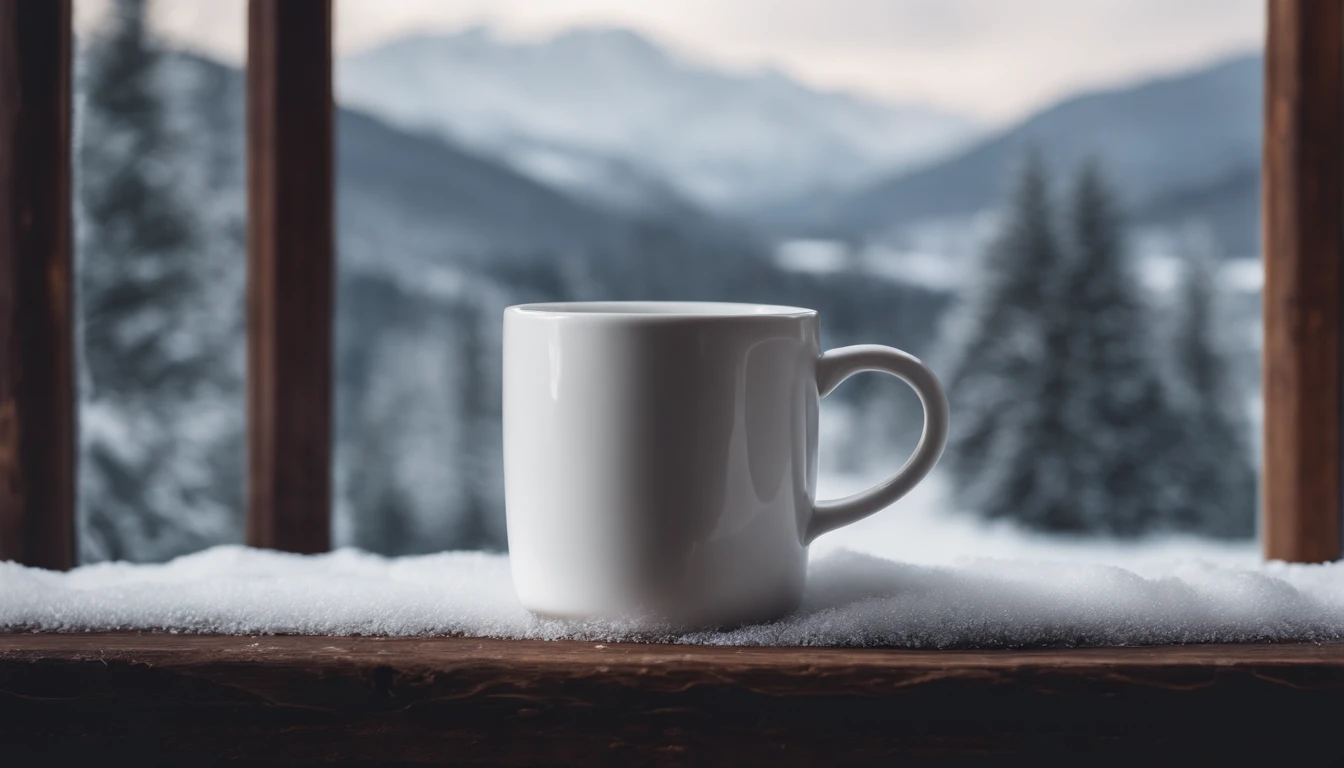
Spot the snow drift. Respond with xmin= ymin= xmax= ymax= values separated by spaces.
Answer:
xmin=4 ymin=544 xmax=1341 ymax=648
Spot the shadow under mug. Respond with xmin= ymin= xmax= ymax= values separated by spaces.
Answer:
xmin=503 ymin=301 xmax=949 ymax=629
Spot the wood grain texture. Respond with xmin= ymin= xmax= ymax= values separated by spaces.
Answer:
xmin=246 ymin=0 xmax=334 ymax=554
xmin=1262 ymin=0 xmax=1344 ymax=563
xmin=3 ymin=634 xmax=1344 ymax=764
xmin=0 ymin=0 xmax=74 ymax=570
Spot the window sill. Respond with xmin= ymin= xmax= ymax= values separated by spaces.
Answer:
xmin=2 ymin=633 xmax=1342 ymax=763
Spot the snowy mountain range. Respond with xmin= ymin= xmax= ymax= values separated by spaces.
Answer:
xmin=806 ymin=54 xmax=1261 ymax=255
xmin=336 ymin=25 xmax=982 ymax=216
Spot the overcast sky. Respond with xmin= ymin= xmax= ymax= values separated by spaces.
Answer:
xmin=76 ymin=0 xmax=1264 ymax=124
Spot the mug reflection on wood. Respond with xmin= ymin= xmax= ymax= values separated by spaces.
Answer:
xmin=503 ymin=301 xmax=949 ymax=629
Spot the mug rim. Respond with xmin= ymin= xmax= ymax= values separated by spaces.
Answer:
xmin=508 ymin=301 xmax=816 ymax=319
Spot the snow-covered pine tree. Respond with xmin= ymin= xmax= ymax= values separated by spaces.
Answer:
xmin=338 ymin=325 xmax=463 ymax=555
xmin=334 ymin=286 xmax=508 ymax=555
xmin=453 ymin=301 xmax=508 ymax=551
xmin=78 ymin=0 xmax=241 ymax=561
xmin=79 ymin=0 xmax=197 ymax=392
xmin=1163 ymin=227 xmax=1257 ymax=537
xmin=967 ymin=236 xmax=1085 ymax=530
xmin=941 ymin=150 xmax=1066 ymax=516
xmin=1053 ymin=161 xmax=1178 ymax=536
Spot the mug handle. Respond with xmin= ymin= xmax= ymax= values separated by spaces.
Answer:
xmin=807 ymin=344 xmax=950 ymax=543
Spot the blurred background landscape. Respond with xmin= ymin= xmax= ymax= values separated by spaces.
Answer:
xmin=72 ymin=0 xmax=1264 ymax=562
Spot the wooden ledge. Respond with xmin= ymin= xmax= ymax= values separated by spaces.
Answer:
xmin=3 ymin=634 xmax=1344 ymax=763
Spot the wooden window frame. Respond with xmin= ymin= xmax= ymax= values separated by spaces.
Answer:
xmin=245 ymin=0 xmax=333 ymax=554
xmin=3 ymin=0 xmax=1330 ymax=568
xmin=1262 ymin=0 xmax=1343 ymax=562
xmin=0 ymin=0 xmax=74 ymax=571
xmin=1 ymin=0 xmax=1343 ymax=760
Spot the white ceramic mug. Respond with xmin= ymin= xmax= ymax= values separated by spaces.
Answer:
xmin=503 ymin=301 xmax=949 ymax=628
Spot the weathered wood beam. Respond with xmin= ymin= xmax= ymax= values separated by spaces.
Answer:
xmin=1262 ymin=0 xmax=1344 ymax=563
xmin=246 ymin=0 xmax=334 ymax=553
xmin=2 ymin=635 xmax=1344 ymax=762
xmin=0 ymin=0 xmax=74 ymax=570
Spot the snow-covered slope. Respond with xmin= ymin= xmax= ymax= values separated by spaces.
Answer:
xmin=337 ymin=25 xmax=981 ymax=214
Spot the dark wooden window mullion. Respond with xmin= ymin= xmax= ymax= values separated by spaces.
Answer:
xmin=1262 ymin=0 xmax=1344 ymax=563
xmin=246 ymin=0 xmax=334 ymax=553
xmin=0 ymin=0 xmax=74 ymax=570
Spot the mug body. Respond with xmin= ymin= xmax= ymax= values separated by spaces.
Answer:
xmin=503 ymin=301 xmax=821 ymax=628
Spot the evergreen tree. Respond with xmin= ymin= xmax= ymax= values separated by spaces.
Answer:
xmin=945 ymin=157 xmax=1185 ymax=536
xmin=78 ymin=0 xmax=240 ymax=561
xmin=80 ymin=0 xmax=198 ymax=393
xmin=1164 ymin=228 xmax=1257 ymax=537
xmin=341 ymin=438 xmax=415 ymax=556
xmin=340 ymin=327 xmax=462 ymax=555
xmin=336 ymin=297 xmax=508 ymax=555
xmin=942 ymin=151 xmax=1065 ymax=515
xmin=453 ymin=303 xmax=508 ymax=551
xmin=1053 ymin=161 xmax=1176 ymax=535
xmin=968 ymin=237 xmax=1084 ymax=531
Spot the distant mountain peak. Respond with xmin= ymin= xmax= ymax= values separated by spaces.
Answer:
xmin=545 ymin=25 xmax=668 ymax=58
xmin=361 ymin=22 xmax=496 ymax=53
xmin=448 ymin=22 xmax=494 ymax=42
xmin=337 ymin=24 xmax=982 ymax=214
xmin=807 ymin=50 xmax=1262 ymax=255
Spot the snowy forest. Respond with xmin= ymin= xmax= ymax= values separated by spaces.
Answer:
xmin=73 ymin=0 xmax=1262 ymax=562
xmin=942 ymin=155 xmax=1255 ymax=538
